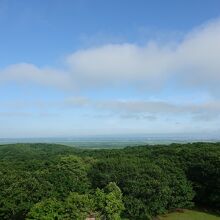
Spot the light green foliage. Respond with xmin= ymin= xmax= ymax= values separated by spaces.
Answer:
xmin=26 ymin=198 xmax=64 ymax=220
xmin=44 ymin=155 xmax=91 ymax=197
xmin=0 ymin=170 xmax=53 ymax=219
xmin=64 ymin=192 xmax=94 ymax=219
xmin=26 ymin=193 xmax=95 ymax=220
xmin=26 ymin=182 xmax=124 ymax=220
xmin=94 ymin=182 xmax=125 ymax=220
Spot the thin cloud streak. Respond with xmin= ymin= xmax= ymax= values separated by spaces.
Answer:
xmin=64 ymin=97 xmax=220 ymax=121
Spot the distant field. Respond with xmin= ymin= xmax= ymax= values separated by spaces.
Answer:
xmin=1 ymin=136 xmax=220 ymax=149
xmin=158 ymin=210 xmax=220 ymax=220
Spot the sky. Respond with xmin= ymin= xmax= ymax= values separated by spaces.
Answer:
xmin=1 ymin=0 xmax=220 ymax=138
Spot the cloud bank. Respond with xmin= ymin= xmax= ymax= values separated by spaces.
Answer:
xmin=1 ymin=18 xmax=220 ymax=95
xmin=66 ymin=18 xmax=220 ymax=94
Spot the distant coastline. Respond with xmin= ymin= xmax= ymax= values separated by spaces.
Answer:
xmin=1 ymin=135 xmax=220 ymax=148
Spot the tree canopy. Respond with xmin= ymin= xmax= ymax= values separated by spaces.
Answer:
xmin=0 ymin=142 xmax=219 ymax=219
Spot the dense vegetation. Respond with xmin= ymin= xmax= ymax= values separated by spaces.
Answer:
xmin=0 ymin=142 xmax=219 ymax=219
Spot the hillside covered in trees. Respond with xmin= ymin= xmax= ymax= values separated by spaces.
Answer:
xmin=0 ymin=142 xmax=219 ymax=219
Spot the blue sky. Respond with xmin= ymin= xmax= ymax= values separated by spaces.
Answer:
xmin=1 ymin=0 xmax=220 ymax=137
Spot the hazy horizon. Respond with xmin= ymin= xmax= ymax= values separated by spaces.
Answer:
xmin=1 ymin=132 xmax=220 ymax=144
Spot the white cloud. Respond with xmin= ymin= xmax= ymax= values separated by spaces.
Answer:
xmin=67 ymin=42 xmax=174 ymax=88
xmin=1 ymin=19 xmax=220 ymax=95
xmin=66 ymin=18 xmax=220 ymax=94
xmin=0 ymin=63 xmax=71 ymax=89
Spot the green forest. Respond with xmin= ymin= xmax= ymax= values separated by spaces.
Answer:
xmin=0 ymin=142 xmax=219 ymax=219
